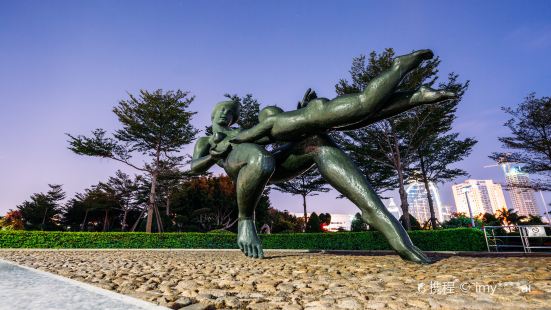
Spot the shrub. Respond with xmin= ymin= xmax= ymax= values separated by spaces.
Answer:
xmin=0 ymin=228 xmax=485 ymax=251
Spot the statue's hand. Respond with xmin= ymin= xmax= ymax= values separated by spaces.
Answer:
xmin=209 ymin=142 xmax=232 ymax=159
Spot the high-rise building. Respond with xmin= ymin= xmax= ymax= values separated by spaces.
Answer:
xmin=440 ymin=205 xmax=456 ymax=222
xmin=406 ymin=181 xmax=444 ymax=225
xmin=503 ymin=164 xmax=540 ymax=216
xmin=452 ymin=180 xmax=507 ymax=216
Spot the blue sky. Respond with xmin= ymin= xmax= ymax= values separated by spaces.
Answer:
xmin=1 ymin=0 xmax=550 ymax=215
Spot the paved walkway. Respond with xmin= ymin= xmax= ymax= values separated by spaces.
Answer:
xmin=0 ymin=259 xmax=167 ymax=310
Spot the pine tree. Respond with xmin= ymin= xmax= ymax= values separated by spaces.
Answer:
xmin=491 ymin=93 xmax=551 ymax=189
xmin=104 ymin=170 xmax=140 ymax=231
xmin=17 ymin=184 xmax=65 ymax=230
xmin=67 ymin=89 xmax=198 ymax=232
xmin=412 ymin=74 xmax=475 ymax=229
xmin=335 ymin=48 xmax=466 ymax=230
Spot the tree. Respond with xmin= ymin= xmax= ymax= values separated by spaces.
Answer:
xmin=491 ymin=93 xmax=551 ymax=188
xmin=104 ymin=170 xmax=141 ymax=231
xmin=412 ymin=74 xmax=475 ymax=229
xmin=521 ymin=215 xmax=545 ymax=225
xmin=350 ymin=212 xmax=368 ymax=232
xmin=17 ymin=184 xmax=65 ymax=230
xmin=0 ymin=210 xmax=24 ymax=230
xmin=319 ymin=213 xmax=331 ymax=227
xmin=335 ymin=48 xmax=442 ymax=230
xmin=442 ymin=212 xmax=483 ymax=228
xmin=496 ymin=208 xmax=527 ymax=226
xmin=84 ymin=184 xmax=120 ymax=231
xmin=168 ymin=175 xmax=269 ymax=232
xmin=169 ymin=175 xmax=233 ymax=231
xmin=273 ymin=168 xmax=330 ymax=231
xmin=478 ymin=212 xmax=501 ymax=226
xmin=67 ymin=89 xmax=198 ymax=232
xmin=225 ymin=93 xmax=261 ymax=129
xmin=399 ymin=213 xmax=422 ymax=230
xmin=263 ymin=208 xmax=303 ymax=233
xmin=305 ymin=212 xmax=323 ymax=233
xmin=62 ymin=183 xmax=123 ymax=232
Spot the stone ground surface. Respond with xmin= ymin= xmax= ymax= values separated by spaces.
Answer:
xmin=0 ymin=250 xmax=550 ymax=310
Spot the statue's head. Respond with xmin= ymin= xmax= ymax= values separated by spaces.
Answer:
xmin=211 ymin=100 xmax=240 ymax=127
xmin=258 ymin=106 xmax=284 ymax=122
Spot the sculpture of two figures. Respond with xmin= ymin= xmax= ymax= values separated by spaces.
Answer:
xmin=191 ymin=50 xmax=456 ymax=264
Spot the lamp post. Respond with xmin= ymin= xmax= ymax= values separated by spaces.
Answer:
xmin=539 ymin=191 xmax=550 ymax=224
xmin=462 ymin=186 xmax=476 ymax=227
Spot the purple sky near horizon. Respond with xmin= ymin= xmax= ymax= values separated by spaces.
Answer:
xmin=1 ymin=0 xmax=551 ymax=216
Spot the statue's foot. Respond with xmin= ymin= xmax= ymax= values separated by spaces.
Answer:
xmin=397 ymin=245 xmax=432 ymax=264
xmin=237 ymin=218 xmax=264 ymax=259
xmin=393 ymin=49 xmax=434 ymax=72
xmin=411 ymin=86 xmax=457 ymax=104
xmin=388 ymin=236 xmax=432 ymax=264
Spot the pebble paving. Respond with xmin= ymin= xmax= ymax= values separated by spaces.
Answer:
xmin=0 ymin=250 xmax=549 ymax=309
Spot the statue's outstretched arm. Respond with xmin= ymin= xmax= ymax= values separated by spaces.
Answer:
xmin=230 ymin=118 xmax=275 ymax=144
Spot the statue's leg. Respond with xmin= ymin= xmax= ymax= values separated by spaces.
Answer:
xmin=335 ymin=86 xmax=457 ymax=131
xmin=302 ymin=50 xmax=435 ymax=128
xmin=303 ymin=135 xmax=431 ymax=264
xmin=224 ymin=143 xmax=275 ymax=258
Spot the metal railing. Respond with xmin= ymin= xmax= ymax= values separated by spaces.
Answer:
xmin=483 ymin=225 xmax=551 ymax=253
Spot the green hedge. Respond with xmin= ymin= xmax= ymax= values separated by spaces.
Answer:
xmin=0 ymin=228 xmax=485 ymax=252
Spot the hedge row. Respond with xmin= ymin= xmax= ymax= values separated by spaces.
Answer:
xmin=0 ymin=228 xmax=486 ymax=251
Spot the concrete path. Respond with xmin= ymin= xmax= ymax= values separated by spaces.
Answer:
xmin=0 ymin=259 xmax=167 ymax=310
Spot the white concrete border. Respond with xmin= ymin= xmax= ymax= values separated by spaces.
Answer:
xmin=0 ymin=258 xmax=168 ymax=310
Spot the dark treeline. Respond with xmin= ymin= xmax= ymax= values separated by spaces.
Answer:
xmin=8 ymin=173 xmax=308 ymax=233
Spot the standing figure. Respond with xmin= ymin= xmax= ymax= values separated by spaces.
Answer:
xmin=191 ymin=49 xmax=455 ymax=264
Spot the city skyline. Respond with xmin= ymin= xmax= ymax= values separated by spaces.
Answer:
xmin=1 ymin=1 xmax=551 ymax=215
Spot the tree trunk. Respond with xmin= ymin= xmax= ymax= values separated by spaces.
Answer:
xmin=302 ymin=194 xmax=308 ymax=232
xmin=419 ymin=153 xmax=438 ymax=229
xmin=391 ymin=124 xmax=411 ymax=230
xmin=41 ymin=207 xmax=49 ymax=231
xmin=103 ymin=209 xmax=109 ymax=232
xmin=397 ymin=181 xmax=411 ymax=230
xmin=131 ymin=208 xmax=146 ymax=232
xmin=146 ymin=172 xmax=158 ymax=233
xmin=121 ymin=209 xmax=128 ymax=232
xmin=166 ymin=193 xmax=171 ymax=216
xmin=154 ymin=203 xmax=164 ymax=233
xmin=80 ymin=209 xmax=89 ymax=231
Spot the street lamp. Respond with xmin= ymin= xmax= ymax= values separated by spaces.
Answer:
xmin=538 ymin=191 xmax=550 ymax=224
xmin=462 ymin=186 xmax=476 ymax=227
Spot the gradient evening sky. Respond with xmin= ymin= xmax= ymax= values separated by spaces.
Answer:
xmin=1 ymin=0 xmax=551 ymax=216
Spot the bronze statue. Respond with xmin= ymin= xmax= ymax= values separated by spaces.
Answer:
xmin=191 ymin=50 xmax=456 ymax=264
